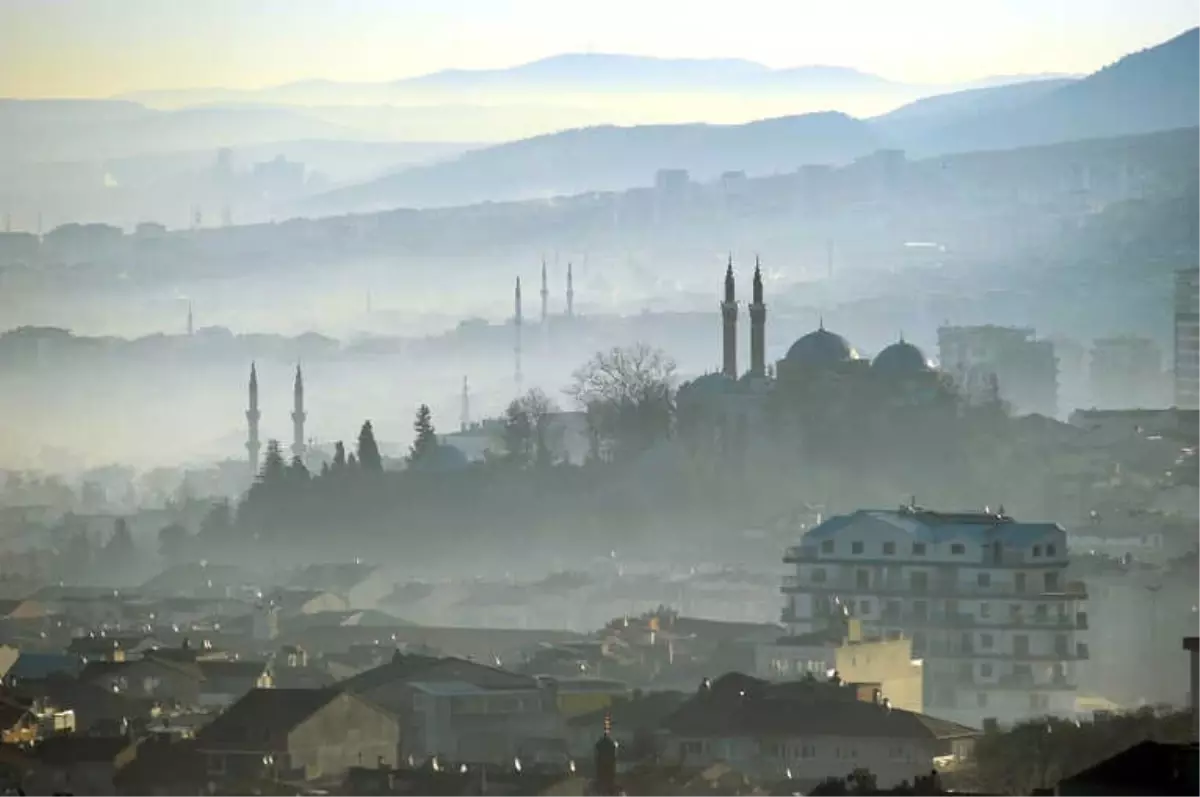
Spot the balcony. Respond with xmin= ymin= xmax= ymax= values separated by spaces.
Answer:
xmin=779 ymin=576 xmax=1088 ymax=601
xmin=783 ymin=546 xmax=818 ymax=563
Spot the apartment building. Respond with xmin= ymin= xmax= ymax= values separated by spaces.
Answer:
xmin=781 ymin=506 xmax=1088 ymax=728
xmin=1174 ymin=268 xmax=1199 ymax=410
xmin=938 ymin=325 xmax=1058 ymax=417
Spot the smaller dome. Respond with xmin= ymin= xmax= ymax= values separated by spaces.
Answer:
xmin=872 ymin=340 xmax=930 ymax=376
xmin=784 ymin=327 xmax=853 ymax=367
xmin=678 ymin=372 xmax=737 ymax=401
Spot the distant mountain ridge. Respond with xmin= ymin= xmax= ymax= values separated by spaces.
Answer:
xmin=117 ymin=53 xmax=1073 ymax=109
xmin=301 ymin=27 xmax=1199 ymax=215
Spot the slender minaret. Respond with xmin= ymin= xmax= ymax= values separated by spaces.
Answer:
xmin=460 ymin=376 xmax=471 ymax=432
xmin=186 ymin=301 xmax=194 ymax=337
xmin=566 ymin=262 xmax=575 ymax=319
xmin=594 ymin=709 xmax=617 ymax=796
xmin=246 ymin=363 xmax=261 ymax=475
xmin=540 ymin=258 xmax=549 ymax=324
xmin=721 ymin=256 xmax=738 ymax=378
xmin=514 ymin=278 xmax=523 ymax=393
xmin=749 ymin=256 xmax=767 ymax=378
xmin=291 ymin=364 xmax=307 ymax=462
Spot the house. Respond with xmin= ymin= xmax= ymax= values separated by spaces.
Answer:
xmin=26 ymin=735 xmax=138 ymax=796
xmin=757 ymin=617 xmax=925 ymax=714
xmin=0 ymin=694 xmax=36 ymax=744
xmin=139 ymin=563 xmax=258 ymax=599
xmin=8 ymin=673 xmax=155 ymax=732
xmin=338 ymin=653 xmax=564 ymax=764
xmin=565 ymin=690 xmax=688 ymax=764
xmin=67 ymin=634 xmax=158 ymax=663
xmin=0 ymin=599 xmax=49 ymax=621
xmin=265 ymin=588 xmax=350 ymax=617
xmin=196 ymin=660 xmax=273 ymax=708
xmin=659 ymin=672 xmax=978 ymax=789
xmin=5 ymin=651 xmax=83 ymax=682
xmin=194 ymin=688 xmax=400 ymax=783
xmin=79 ymin=657 xmax=204 ymax=705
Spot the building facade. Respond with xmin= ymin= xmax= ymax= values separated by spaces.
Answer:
xmin=1088 ymin=336 xmax=1166 ymax=409
xmin=781 ymin=506 xmax=1088 ymax=728
xmin=938 ymin=325 xmax=1058 ymax=417
xmin=1174 ymin=268 xmax=1199 ymax=410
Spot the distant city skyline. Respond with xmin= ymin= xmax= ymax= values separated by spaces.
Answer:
xmin=2 ymin=0 xmax=1196 ymax=99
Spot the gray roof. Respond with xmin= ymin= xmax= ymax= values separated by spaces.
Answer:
xmin=802 ymin=508 xmax=1062 ymax=548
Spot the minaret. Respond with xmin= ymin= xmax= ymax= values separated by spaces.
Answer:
xmin=540 ymin=258 xmax=549 ymax=324
xmin=750 ymin=256 xmax=767 ymax=378
xmin=460 ymin=376 xmax=471 ymax=432
xmin=246 ymin=363 xmax=261 ymax=475
xmin=186 ymin=301 xmax=194 ymax=337
xmin=291 ymin=364 xmax=307 ymax=462
xmin=594 ymin=710 xmax=617 ymax=796
xmin=566 ymin=262 xmax=575 ymax=319
xmin=514 ymin=277 xmax=524 ymax=393
xmin=721 ymin=256 xmax=738 ymax=378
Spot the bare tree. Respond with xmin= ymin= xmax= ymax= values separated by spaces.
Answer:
xmin=500 ymin=388 xmax=561 ymax=467
xmin=567 ymin=344 xmax=677 ymax=461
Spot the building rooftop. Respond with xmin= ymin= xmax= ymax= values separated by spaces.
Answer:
xmin=801 ymin=507 xmax=1061 ymax=548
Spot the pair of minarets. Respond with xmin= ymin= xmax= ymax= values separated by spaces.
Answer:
xmin=246 ymin=363 xmax=306 ymax=473
xmin=722 ymin=256 xmax=767 ymax=379
xmin=513 ymin=260 xmax=576 ymax=392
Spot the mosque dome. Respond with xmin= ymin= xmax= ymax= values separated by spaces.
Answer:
xmin=871 ymin=339 xmax=930 ymax=376
xmin=784 ymin=327 xmax=854 ymax=367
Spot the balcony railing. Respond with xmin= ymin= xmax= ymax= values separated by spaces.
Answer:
xmin=780 ymin=576 xmax=1087 ymax=600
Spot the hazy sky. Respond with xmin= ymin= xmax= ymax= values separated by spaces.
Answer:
xmin=2 ymin=0 xmax=1197 ymax=98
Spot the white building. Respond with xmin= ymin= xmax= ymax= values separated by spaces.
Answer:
xmin=781 ymin=506 xmax=1088 ymax=728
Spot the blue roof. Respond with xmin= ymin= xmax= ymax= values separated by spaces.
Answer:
xmin=802 ymin=509 xmax=1062 ymax=547
xmin=9 ymin=652 xmax=84 ymax=680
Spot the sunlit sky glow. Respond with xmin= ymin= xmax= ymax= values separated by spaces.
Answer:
xmin=2 ymin=0 xmax=1197 ymax=98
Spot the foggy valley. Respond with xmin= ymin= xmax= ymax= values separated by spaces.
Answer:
xmin=0 ymin=4 xmax=1197 ymax=795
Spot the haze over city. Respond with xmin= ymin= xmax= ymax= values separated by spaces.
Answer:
xmin=0 ymin=2 xmax=1196 ymax=795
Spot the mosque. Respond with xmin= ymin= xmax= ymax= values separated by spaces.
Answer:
xmin=676 ymin=258 xmax=948 ymax=446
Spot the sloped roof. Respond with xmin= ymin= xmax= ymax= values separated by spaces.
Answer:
xmin=288 ymin=563 xmax=379 ymax=593
xmin=193 ymin=688 xmax=339 ymax=750
xmin=1055 ymin=740 xmax=1198 ymax=795
xmin=34 ymin=735 xmax=133 ymax=765
xmin=803 ymin=508 xmax=1061 ymax=548
xmin=339 ymin=654 xmax=539 ymax=696
xmin=662 ymin=672 xmax=978 ymax=741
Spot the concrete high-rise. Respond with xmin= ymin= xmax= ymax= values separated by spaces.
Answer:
xmin=1174 ymin=268 xmax=1199 ymax=410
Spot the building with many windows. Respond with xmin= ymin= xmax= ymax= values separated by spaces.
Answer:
xmin=780 ymin=505 xmax=1088 ymax=728
xmin=1174 ymin=268 xmax=1199 ymax=410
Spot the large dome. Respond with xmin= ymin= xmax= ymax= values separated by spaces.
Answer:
xmin=784 ymin=327 xmax=854 ymax=367
xmin=871 ymin=339 xmax=930 ymax=376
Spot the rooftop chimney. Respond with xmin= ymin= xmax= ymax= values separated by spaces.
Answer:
xmin=1180 ymin=633 xmax=1200 ymax=739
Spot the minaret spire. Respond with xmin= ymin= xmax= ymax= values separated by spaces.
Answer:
xmin=514 ymin=277 xmax=524 ymax=394
xmin=186 ymin=301 xmax=194 ymax=337
xmin=749 ymin=255 xmax=767 ymax=378
xmin=291 ymin=364 xmax=307 ymax=462
xmin=245 ymin=363 xmax=261 ymax=476
xmin=721 ymin=257 xmax=738 ymax=378
xmin=540 ymin=257 xmax=549 ymax=324
xmin=566 ymin=262 xmax=575 ymax=319
xmin=460 ymin=375 xmax=471 ymax=432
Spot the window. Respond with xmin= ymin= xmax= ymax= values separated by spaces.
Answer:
xmin=1032 ymin=545 xmax=1042 ymax=557
xmin=980 ymin=663 xmax=993 ymax=677
xmin=980 ymin=633 xmax=994 ymax=650
xmin=1034 ymin=604 xmax=1047 ymax=620
xmin=821 ymin=540 xmax=834 ymax=553
xmin=1029 ymin=693 xmax=1050 ymax=711
xmin=885 ymin=600 xmax=901 ymax=620
xmin=980 ymin=602 xmax=991 ymax=618
xmin=912 ymin=543 xmax=927 ymax=556
xmin=681 ymin=741 xmax=703 ymax=756
xmin=950 ymin=543 xmax=965 ymax=555
xmin=1046 ymin=544 xmax=1057 ymax=557
xmin=856 ymin=569 xmax=870 ymax=589
xmin=1044 ymin=572 xmax=1059 ymax=592
xmin=1014 ymin=635 xmax=1030 ymax=656
xmin=883 ymin=541 xmax=896 ymax=555
xmin=811 ymin=568 xmax=827 ymax=584
xmin=859 ymin=600 xmax=872 ymax=615
xmin=912 ymin=632 xmax=926 ymax=655
xmin=910 ymin=571 xmax=928 ymax=592
xmin=206 ymin=755 xmax=226 ymax=776
xmin=1016 ymin=573 xmax=1028 ymax=593
xmin=913 ymin=600 xmax=928 ymax=620
xmin=977 ymin=572 xmax=991 ymax=588
xmin=851 ymin=541 xmax=864 ymax=555
xmin=977 ymin=692 xmax=988 ymax=708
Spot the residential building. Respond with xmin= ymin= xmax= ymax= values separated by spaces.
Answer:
xmin=1088 ymin=336 xmax=1167 ymax=408
xmin=1175 ymin=268 xmax=1199 ymax=409
xmin=755 ymin=617 xmax=925 ymax=714
xmin=938 ymin=325 xmax=1058 ymax=417
xmin=337 ymin=654 xmax=564 ymax=764
xmin=1184 ymin=636 xmax=1198 ymax=739
xmin=659 ymin=673 xmax=977 ymax=789
xmin=25 ymin=736 xmax=137 ymax=796
xmin=781 ymin=506 xmax=1088 ymax=727
xmin=194 ymin=688 xmax=399 ymax=783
